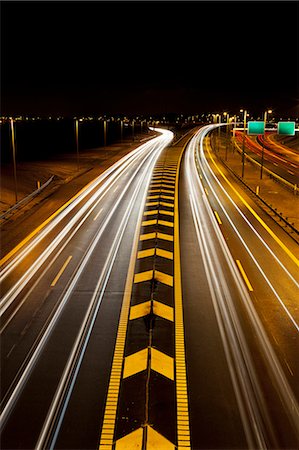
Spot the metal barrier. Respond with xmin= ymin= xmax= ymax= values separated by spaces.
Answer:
xmin=0 ymin=175 xmax=54 ymax=221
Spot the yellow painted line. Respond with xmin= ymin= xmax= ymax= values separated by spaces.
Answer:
xmin=115 ymin=427 xmax=143 ymax=449
xmin=129 ymin=301 xmax=151 ymax=320
xmin=142 ymin=219 xmax=157 ymax=227
xmin=155 ymin=270 xmax=173 ymax=287
xmin=206 ymin=144 xmax=299 ymax=268
xmin=156 ymin=248 xmax=173 ymax=260
xmin=137 ymin=248 xmax=155 ymax=259
xmin=160 ymin=210 xmax=174 ymax=217
xmin=174 ymin=143 xmax=191 ymax=449
xmin=153 ymin=300 xmax=174 ymax=322
xmin=158 ymin=219 xmax=174 ymax=228
xmin=140 ymin=232 xmax=156 ymax=241
xmin=134 ymin=270 xmax=154 ymax=283
xmin=236 ymin=259 xmax=254 ymax=292
xmin=148 ymin=189 xmax=162 ymax=193
xmin=144 ymin=209 xmax=158 ymax=216
xmin=123 ymin=348 xmax=148 ymax=378
xmin=160 ymin=201 xmax=174 ymax=208
xmin=146 ymin=425 xmax=175 ymax=450
xmin=50 ymin=255 xmax=72 ymax=287
xmin=204 ymin=187 xmax=209 ymax=196
xmin=145 ymin=201 xmax=159 ymax=207
xmin=0 ymin=174 xmax=102 ymax=267
xmin=151 ymin=347 xmax=174 ymax=380
xmin=161 ymin=194 xmax=174 ymax=201
xmin=99 ymin=189 xmax=150 ymax=450
xmin=161 ymin=188 xmax=175 ymax=194
xmin=147 ymin=195 xmax=160 ymax=200
xmin=214 ymin=210 xmax=222 ymax=225
xmin=93 ymin=208 xmax=103 ymax=221
xmin=157 ymin=232 xmax=174 ymax=242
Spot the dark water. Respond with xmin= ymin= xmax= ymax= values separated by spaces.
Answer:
xmin=0 ymin=119 xmax=147 ymax=164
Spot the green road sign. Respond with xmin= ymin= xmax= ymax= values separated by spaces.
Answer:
xmin=247 ymin=121 xmax=265 ymax=135
xmin=278 ymin=122 xmax=295 ymax=136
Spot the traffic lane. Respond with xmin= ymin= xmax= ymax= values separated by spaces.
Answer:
xmin=0 ymin=137 xmax=162 ymax=347
xmin=199 ymin=136 xmax=299 ymax=399
xmin=179 ymin=158 xmax=248 ymax=449
xmin=0 ymin=141 xmax=150 ymax=299
xmin=202 ymin=141 xmax=299 ymax=297
xmin=0 ymin=160 xmax=148 ymax=449
xmin=0 ymin=147 xmax=155 ymax=412
xmin=180 ymin=160 xmax=299 ymax=449
xmin=50 ymin=216 xmax=140 ymax=450
xmin=183 ymin=130 xmax=299 ymax=448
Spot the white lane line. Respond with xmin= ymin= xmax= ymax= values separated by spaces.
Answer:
xmin=93 ymin=208 xmax=103 ymax=221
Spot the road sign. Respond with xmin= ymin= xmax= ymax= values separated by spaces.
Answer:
xmin=247 ymin=121 xmax=265 ymax=135
xmin=277 ymin=122 xmax=295 ymax=136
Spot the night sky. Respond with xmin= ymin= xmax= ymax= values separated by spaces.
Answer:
xmin=1 ymin=1 xmax=298 ymax=117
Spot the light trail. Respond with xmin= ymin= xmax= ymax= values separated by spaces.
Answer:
xmin=0 ymin=128 xmax=173 ymax=430
xmin=184 ymin=125 xmax=299 ymax=447
xmin=0 ymin=130 xmax=172 ymax=318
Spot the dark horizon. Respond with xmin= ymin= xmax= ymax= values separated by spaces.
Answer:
xmin=1 ymin=1 xmax=298 ymax=117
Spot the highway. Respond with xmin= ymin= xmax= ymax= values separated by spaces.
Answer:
xmin=1 ymin=125 xmax=298 ymax=449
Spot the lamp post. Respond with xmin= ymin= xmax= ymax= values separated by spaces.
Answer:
xmin=260 ymin=109 xmax=272 ymax=179
xmin=223 ymin=112 xmax=229 ymax=160
xmin=75 ymin=119 xmax=80 ymax=172
xmin=10 ymin=118 xmax=18 ymax=203
xmin=240 ymin=109 xmax=248 ymax=178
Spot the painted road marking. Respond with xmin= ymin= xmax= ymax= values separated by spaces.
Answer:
xmin=161 ymin=194 xmax=174 ymax=201
xmin=123 ymin=348 xmax=148 ymax=378
xmin=50 ymin=256 xmax=72 ymax=287
xmin=158 ymin=220 xmax=174 ymax=228
xmin=153 ymin=300 xmax=174 ymax=321
xmin=207 ymin=145 xmax=299 ymax=268
xmin=142 ymin=219 xmax=158 ymax=227
xmin=134 ymin=270 xmax=154 ymax=283
xmin=214 ymin=210 xmax=222 ymax=225
xmin=129 ymin=301 xmax=151 ymax=320
xmin=99 ymin=179 xmax=146 ymax=450
xmin=115 ymin=425 xmax=175 ymax=450
xmin=140 ymin=232 xmax=156 ymax=241
xmin=93 ymin=208 xmax=103 ymax=221
xmin=160 ymin=210 xmax=174 ymax=217
xmin=155 ymin=270 xmax=173 ymax=287
xmin=151 ymin=347 xmax=174 ymax=380
xmin=160 ymin=201 xmax=174 ymax=208
xmin=144 ymin=210 xmax=158 ymax=216
xmin=156 ymin=248 xmax=173 ymax=260
xmin=157 ymin=232 xmax=174 ymax=242
xmin=146 ymin=201 xmax=159 ymax=207
xmin=174 ymin=145 xmax=191 ymax=450
xmin=137 ymin=249 xmax=155 ymax=259
xmin=236 ymin=259 xmax=254 ymax=292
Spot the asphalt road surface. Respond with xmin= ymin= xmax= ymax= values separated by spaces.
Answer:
xmin=1 ymin=125 xmax=298 ymax=450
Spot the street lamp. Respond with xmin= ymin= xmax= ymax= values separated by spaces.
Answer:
xmin=240 ymin=109 xmax=248 ymax=178
xmin=10 ymin=118 xmax=18 ymax=203
xmin=260 ymin=109 xmax=272 ymax=179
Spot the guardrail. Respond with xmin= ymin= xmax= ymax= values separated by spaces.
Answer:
xmin=0 ymin=175 xmax=54 ymax=221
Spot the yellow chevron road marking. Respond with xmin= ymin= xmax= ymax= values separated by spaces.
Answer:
xmin=160 ymin=201 xmax=174 ymax=208
xmin=123 ymin=348 xmax=148 ymax=378
xmin=157 ymin=232 xmax=174 ymax=242
xmin=140 ymin=232 xmax=156 ymax=241
xmin=155 ymin=270 xmax=173 ymax=287
xmin=129 ymin=301 xmax=151 ymax=320
xmin=153 ymin=300 xmax=174 ymax=322
xmin=160 ymin=210 xmax=174 ymax=217
xmin=134 ymin=270 xmax=154 ymax=283
xmin=137 ymin=249 xmax=155 ymax=259
xmin=158 ymin=220 xmax=174 ymax=228
xmin=142 ymin=219 xmax=158 ymax=227
xmin=156 ymin=248 xmax=173 ymax=260
xmin=144 ymin=210 xmax=158 ymax=216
